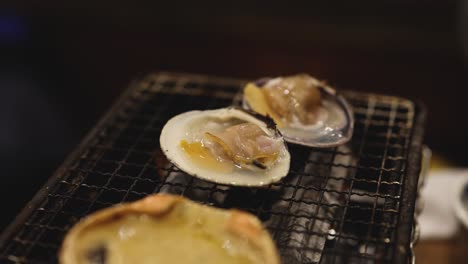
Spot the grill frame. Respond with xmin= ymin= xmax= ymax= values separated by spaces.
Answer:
xmin=0 ymin=72 xmax=426 ymax=263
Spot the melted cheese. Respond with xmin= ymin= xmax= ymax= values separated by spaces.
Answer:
xmin=74 ymin=204 xmax=263 ymax=264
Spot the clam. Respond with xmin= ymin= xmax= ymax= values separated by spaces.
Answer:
xmin=243 ymin=74 xmax=354 ymax=148
xmin=159 ymin=108 xmax=290 ymax=187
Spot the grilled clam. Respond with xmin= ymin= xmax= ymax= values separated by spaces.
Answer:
xmin=243 ymin=74 xmax=354 ymax=148
xmin=159 ymin=108 xmax=290 ymax=187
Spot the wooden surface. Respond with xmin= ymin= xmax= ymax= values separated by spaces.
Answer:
xmin=416 ymin=158 xmax=468 ymax=264
xmin=415 ymin=234 xmax=468 ymax=264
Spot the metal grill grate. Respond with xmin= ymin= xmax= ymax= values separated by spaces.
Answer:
xmin=0 ymin=72 xmax=425 ymax=264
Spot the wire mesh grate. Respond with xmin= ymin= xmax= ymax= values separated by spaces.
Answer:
xmin=0 ymin=72 xmax=425 ymax=264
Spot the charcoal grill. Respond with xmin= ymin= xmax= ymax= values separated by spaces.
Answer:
xmin=0 ymin=72 xmax=425 ymax=263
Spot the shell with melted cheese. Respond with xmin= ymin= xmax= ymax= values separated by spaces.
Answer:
xmin=59 ymin=194 xmax=280 ymax=264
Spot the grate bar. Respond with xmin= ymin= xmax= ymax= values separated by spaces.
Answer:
xmin=330 ymin=97 xmax=376 ymax=264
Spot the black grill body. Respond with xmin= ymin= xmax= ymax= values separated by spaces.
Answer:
xmin=0 ymin=72 xmax=425 ymax=264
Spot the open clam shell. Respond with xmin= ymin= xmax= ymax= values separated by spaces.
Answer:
xmin=159 ymin=108 xmax=291 ymax=187
xmin=243 ymin=75 xmax=354 ymax=148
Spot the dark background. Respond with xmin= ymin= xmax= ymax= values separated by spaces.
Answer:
xmin=1 ymin=1 xmax=467 ymax=230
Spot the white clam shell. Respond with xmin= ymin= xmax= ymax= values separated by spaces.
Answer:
xmin=159 ymin=108 xmax=291 ymax=187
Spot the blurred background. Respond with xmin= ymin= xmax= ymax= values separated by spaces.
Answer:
xmin=1 ymin=0 xmax=467 ymax=262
